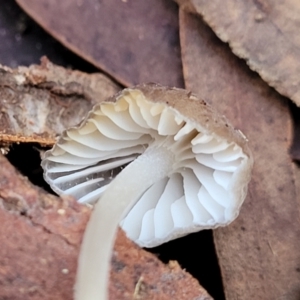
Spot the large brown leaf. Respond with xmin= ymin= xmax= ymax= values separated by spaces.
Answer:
xmin=180 ymin=10 xmax=300 ymax=299
xmin=0 ymin=153 xmax=212 ymax=300
xmin=176 ymin=0 xmax=300 ymax=106
xmin=16 ymin=0 xmax=184 ymax=88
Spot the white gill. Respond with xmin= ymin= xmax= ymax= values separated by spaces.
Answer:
xmin=42 ymin=90 xmax=248 ymax=248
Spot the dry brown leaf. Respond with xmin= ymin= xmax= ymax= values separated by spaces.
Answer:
xmin=0 ymin=153 xmax=212 ymax=300
xmin=176 ymin=0 xmax=300 ymax=106
xmin=0 ymin=58 xmax=120 ymax=146
xmin=16 ymin=0 xmax=184 ymax=88
xmin=180 ymin=10 xmax=300 ymax=299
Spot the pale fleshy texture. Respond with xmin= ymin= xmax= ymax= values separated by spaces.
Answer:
xmin=42 ymin=85 xmax=252 ymax=248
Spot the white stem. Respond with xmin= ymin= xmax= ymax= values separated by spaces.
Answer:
xmin=75 ymin=145 xmax=175 ymax=300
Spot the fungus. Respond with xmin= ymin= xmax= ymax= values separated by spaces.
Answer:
xmin=42 ymin=84 xmax=253 ymax=300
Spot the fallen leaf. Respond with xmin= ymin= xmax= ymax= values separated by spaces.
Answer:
xmin=0 ymin=153 xmax=212 ymax=300
xmin=176 ymin=0 xmax=300 ymax=106
xmin=180 ymin=10 xmax=300 ymax=299
xmin=16 ymin=0 xmax=184 ymax=88
xmin=0 ymin=58 xmax=120 ymax=145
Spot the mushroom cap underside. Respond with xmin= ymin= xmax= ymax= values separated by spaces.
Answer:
xmin=42 ymin=84 xmax=253 ymax=248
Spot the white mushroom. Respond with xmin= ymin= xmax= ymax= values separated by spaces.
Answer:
xmin=42 ymin=84 xmax=253 ymax=300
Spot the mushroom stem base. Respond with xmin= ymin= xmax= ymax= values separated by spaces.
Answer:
xmin=75 ymin=145 xmax=175 ymax=300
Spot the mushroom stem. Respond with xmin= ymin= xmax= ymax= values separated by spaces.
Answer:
xmin=75 ymin=145 xmax=175 ymax=300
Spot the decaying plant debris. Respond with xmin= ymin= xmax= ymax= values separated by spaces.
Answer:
xmin=180 ymin=10 xmax=300 ymax=300
xmin=0 ymin=153 xmax=212 ymax=300
xmin=0 ymin=58 xmax=120 ymax=146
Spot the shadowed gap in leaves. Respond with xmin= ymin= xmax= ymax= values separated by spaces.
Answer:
xmin=147 ymin=230 xmax=225 ymax=300
xmin=289 ymin=101 xmax=300 ymax=163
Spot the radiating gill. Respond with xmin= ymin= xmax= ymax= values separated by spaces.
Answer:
xmin=42 ymin=86 xmax=250 ymax=249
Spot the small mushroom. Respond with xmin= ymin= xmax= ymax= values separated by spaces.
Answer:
xmin=42 ymin=84 xmax=253 ymax=300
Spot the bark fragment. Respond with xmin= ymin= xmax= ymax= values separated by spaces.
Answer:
xmin=0 ymin=58 xmax=120 ymax=146
xmin=180 ymin=10 xmax=300 ymax=300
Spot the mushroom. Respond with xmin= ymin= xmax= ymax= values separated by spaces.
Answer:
xmin=42 ymin=84 xmax=253 ymax=300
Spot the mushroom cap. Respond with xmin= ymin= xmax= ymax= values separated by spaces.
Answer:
xmin=42 ymin=84 xmax=253 ymax=248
